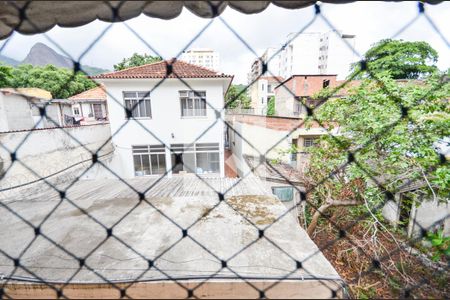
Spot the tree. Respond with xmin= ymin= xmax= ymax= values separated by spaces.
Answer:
xmin=350 ymin=39 xmax=439 ymax=79
xmin=0 ymin=64 xmax=13 ymax=87
xmin=10 ymin=64 xmax=97 ymax=99
xmin=305 ymin=70 xmax=449 ymax=234
xmin=266 ymin=96 xmax=275 ymax=116
xmin=225 ymin=84 xmax=251 ymax=109
xmin=114 ymin=53 xmax=162 ymax=71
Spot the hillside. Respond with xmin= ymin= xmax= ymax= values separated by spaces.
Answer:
xmin=0 ymin=43 xmax=109 ymax=75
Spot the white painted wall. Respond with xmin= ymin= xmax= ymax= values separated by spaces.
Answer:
xmin=0 ymin=124 xmax=113 ymax=197
xmin=280 ymin=33 xmax=321 ymax=79
xmin=101 ymin=78 xmax=228 ymax=179
xmin=229 ymin=121 xmax=295 ymax=176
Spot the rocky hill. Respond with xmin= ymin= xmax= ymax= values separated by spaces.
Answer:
xmin=0 ymin=43 xmax=109 ymax=75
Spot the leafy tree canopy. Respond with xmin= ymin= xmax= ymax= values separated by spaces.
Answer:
xmin=8 ymin=64 xmax=97 ymax=99
xmin=306 ymin=70 xmax=449 ymax=233
xmin=0 ymin=64 xmax=13 ymax=87
xmin=225 ymin=84 xmax=251 ymax=109
xmin=114 ymin=53 xmax=163 ymax=71
xmin=350 ymin=39 xmax=439 ymax=79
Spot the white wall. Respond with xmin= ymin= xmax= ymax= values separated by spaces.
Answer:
xmin=229 ymin=122 xmax=295 ymax=176
xmin=280 ymin=33 xmax=321 ymax=78
xmin=102 ymin=78 xmax=227 ymax=178
xmin=0 ymin=124 xmax=113 ymax=197
xmin=0 ymin=93 xmax=35 ymax=132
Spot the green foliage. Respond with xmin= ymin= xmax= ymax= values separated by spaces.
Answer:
xmin=114 ymin=53 xmax=162 ymax=71
xmin=426 ymin=229 xmax=450 ymax=261
xmin=225 ymin=84 xmax=251 ymax=109
xmin=9 ymin=64 xmax=97 ymax=99
xmin=350 ymin=39 xmax=439 ymax=79
xmin=0 ymin=64 xmax=13 ymax=87
xmin=306 ymin=70 xmax=449 ymax=212
xmin=267 ymin=96 xmax=275 ymax=116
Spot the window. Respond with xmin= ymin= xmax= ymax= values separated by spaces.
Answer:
xmin=73 ymin=107 xmax=80 ymax=116
xmin=261 ymin=83 xmax=264 ymax=91
xmin=272 ymin=187 xmax=294 ymax=202
xmin=179 ymin=90 xmax=207 ymax=117
xmin=170 ymin=143 xmax=220 ymax=174
xmin=303 ymin=137 xmax=317 ymax=148
xmin=123 ymin=91 xmax=151 ymax=118
xmin=132 ymin=145 xmax=166 ymax=176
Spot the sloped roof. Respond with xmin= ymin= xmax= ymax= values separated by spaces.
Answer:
xmin=69 ymin=85 xmax=106 ymax=101
xmin=91 ymin=59 xmax=232 ymax=80
xmin=0 ymin=87 xmax=52 ymax=100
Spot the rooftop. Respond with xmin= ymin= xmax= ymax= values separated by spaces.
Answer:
xmin=69 ymin=85 xmax=106 ymax=102
xmin=91 ymin=59 xmax=232 ymax=80
xmin=0 ymin=176 xmax=340 ymax=292
xmin=0 ymin=88 xmax=52 ymax=100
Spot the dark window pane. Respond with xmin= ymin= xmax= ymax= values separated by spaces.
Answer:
xmin=133 ymin=155 xmax=142 ymax=175
xmin=142 ymin=155 xmax=150 ymax=175
xmin=150 ymin=154 xmax=158 ymax=174
xmin=145 ymin=100 xmax=151 ymax=118
xmin=158 ymin=154 xmax=166 ymax=174
xmin=139 ymin=100 xmax=146 ymax=118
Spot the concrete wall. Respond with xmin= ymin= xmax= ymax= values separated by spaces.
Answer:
xmin=383 ymin=197 xmax=450 ymax=238
xmin=102 ymin=78 xmax=226 ymax=178
xmin=0 ymin=124 xmax=113 ymax=196
xmin=0 ymin=93 xmax=35 ymax=132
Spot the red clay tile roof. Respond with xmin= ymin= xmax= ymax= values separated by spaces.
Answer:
xmin=69 ymin=85 xmax=106 ymax=101
xmin=91 ymin=59 xmax=232 ymax=79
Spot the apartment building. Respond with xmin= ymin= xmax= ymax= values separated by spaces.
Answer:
xmin=180 ymin=48 xmax=220 ymax=71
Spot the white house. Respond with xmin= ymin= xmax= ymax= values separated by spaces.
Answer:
xmin=69 ymin=85 xmax=108 ymax=123
xmin=92 ymin=59 xmax=233 ymax=178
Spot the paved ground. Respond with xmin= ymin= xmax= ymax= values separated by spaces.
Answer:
xmin=0 ymin=176 xmax=340 ymax=292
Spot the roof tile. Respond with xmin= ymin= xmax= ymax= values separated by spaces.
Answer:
xmin=91 ymin=59 xmax=232 ymax=79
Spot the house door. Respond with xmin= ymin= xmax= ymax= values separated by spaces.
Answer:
xmin=93 ymin=104 xmax=103 ymax=119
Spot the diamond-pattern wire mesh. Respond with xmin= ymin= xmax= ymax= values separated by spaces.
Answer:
xmin=0 ymin=1 xmax=448 ymax=298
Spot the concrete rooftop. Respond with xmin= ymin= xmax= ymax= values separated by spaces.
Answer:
xmin=0 ymin=175 xmax=341 ymax=296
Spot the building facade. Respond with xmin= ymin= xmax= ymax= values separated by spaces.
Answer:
xmin=92 ymin=59 xmax=233 ymax=178
xmin=248 ymin=76 xmax=283 ymax=114
xmin=247 ymin=47 xmax=281 ymax=83
xmin=180 ymin=48 xmax=220 ymax=71
xmin=279 ymin=30 xmax=356 ymax=80
xmin=69 ymin=85 xmax=108 ymax=124
xmin=0 ymin=88 xmax=71 ymax=132
xmin=274 ymin=74 xmax=338 ymax=117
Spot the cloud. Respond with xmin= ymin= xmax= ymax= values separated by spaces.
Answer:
xmin=1 ymin=2 xmax=449 ymax=84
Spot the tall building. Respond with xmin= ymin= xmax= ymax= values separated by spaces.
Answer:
xmin=318 ymin=30 xmax=356 ymax=77
xmin=180 ymin=48 xmax=220 ymax=71
xmin=279 ymin=31 xmax=356 ymax=79
xmin=247 ymin=47 xmax=281 ymax=83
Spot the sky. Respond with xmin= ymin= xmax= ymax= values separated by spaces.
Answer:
xmin=1 ymin=1 xmax=449 ymax=84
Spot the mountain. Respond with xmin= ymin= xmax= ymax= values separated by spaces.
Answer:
xmin=0 ymin=42 xmax=109 ymax=75
xmin=0 ymin=54 xmax=20 ymax=66
xmin=23 ymin=42 xmax=73 ymax=68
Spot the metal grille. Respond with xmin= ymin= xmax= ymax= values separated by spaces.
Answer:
xmin=0 ymin=1 xmax=448 ymax=299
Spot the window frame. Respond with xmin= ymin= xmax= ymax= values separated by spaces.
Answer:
xmin=303 ymin=137 xmax=317 ymax=148
xmin=179 ymin=90 xmax=207 ymax=118
xmin=170 ymin=142 xmax=220 ymax=174
xmin=123 ymin=91 xmax=152 ymax=119
xmin=132 ymin=144 xmax=166 ymax=176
